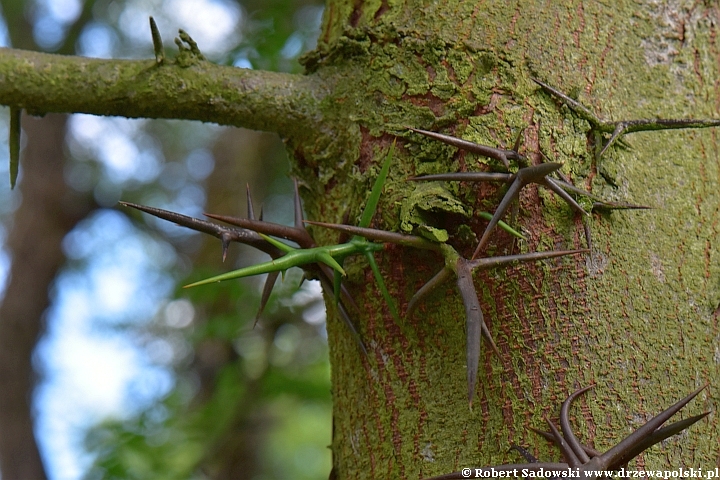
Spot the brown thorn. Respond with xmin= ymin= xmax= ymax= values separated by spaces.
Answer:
xmin=559 ymin=386 xmax=594 ymax=463
xmin=246 ymin=183 xmax=255 ymax=220
xmin=545 ymin=417 xmax=581 ymax=467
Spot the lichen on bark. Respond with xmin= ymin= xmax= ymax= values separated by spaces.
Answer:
xmin=0 ymin=1 xmax=718 ymax=478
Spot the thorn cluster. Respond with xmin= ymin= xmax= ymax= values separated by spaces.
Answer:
xmin=423 ymin=385 xmax=709 ymax=480
xmin=531 ymin=78 xmax=720 ymax=159
xmin=310 ymin=218 xmax=587 ymax=404
xmin=121 ymin=144 xmax=401 ymax=355
xmin=116 ymin=79 xmax=718 ymax=411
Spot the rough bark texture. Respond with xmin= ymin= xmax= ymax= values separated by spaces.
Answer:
xmin=0 ymin=1 xmax=718 ymax=479
xmin=296 ymin=1 xmax=720 ymax=477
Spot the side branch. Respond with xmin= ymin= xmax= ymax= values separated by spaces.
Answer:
xmin=0 ymin=48 xmax=326 ymax=136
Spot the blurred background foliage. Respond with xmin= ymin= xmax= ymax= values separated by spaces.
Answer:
xmin=0 ymin=0 xmax=331 ymax=478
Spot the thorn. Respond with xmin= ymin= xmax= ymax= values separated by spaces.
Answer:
xmin=512 ymin=127 xmax=525 ymax=154
xmin=149 ymin=17 xmax=164 ymax=64
xmin=472 ymin=163 xmax=563 ymax=259
xmin=533 ymin=78 xmax=720 ymax=158
xmin=317 ymin=251 xmax=346 ymax=276
xmin=550 ymin=177 xmax=650 ymax=210
xmin=528 ymin=427 xmax=602 ymax=458
xmin=408 ymin=126 xmax=523 ymax=169
xmin=305 ymin=221 xmax=440 ymax=251
xmin=545 ymin=417 xmax=581 ymax=467
xmin=422 ymin=385 xmax=709 ymax=480
xmin=364 ymin=251 xmax=401 ymax=321
xmin=177 ymin=29 xmax=205 ymax=60
xmin=122 ymin=197 xmax=371 ymax=357
xmin=9 ymin=107 xmax=21 ymax=189
xmin=598 ymin=384 xmax=708 ymax=469
xmin=456 ymin=259 xmax=480 ymax=405
xmin=119 ymin=201 xmax=281 ymax=257
xmin=537 ymin=385 xmax=708 ymax=471
xmin=409 ymin=249 xmax=587 ymax=319
xmin=508 ymin=445 xmax=538 ymax=463
xmin=254 ymin=271 xmax=279 ymax=327
xmin=465 ymin=249 xmax=588 ymax=272
xmin=591 ymin=201 xmax=651 ymax=211
xmin=411 ymin=163 xmax=590 ymax=259
xmin=205 ymin=213 xmax=314 ymax=247
xmin=293 ymin=179 xmax=305 ymax=230
xmin=476 ymin=211 xmax=526 ymax=240
xmin=541 ymin=177 xmax=589 ymax=216
xmin=559 ymin=386 xmax=594 ymax=463
xmin=531 ymin=77 xmax=601 ymax=127
xmin=406 ymin=266 xmax=452 ymax=318
xmin=583 ymin=219 xmax=593 ymax=252
xmin=246 ymin=183 xmax=255 ymax=220
xmin=619 ymin=411 xmax=710 ymax=466
xmin=358 ymin=142 xmax=394 ymax=229
xmin=220 ymin=233 xmax=230 ymax=262
xmin=599 ymin=122 xmax=626 ymax=158
xmin=316 ymin=271 xmax=367 ymax=356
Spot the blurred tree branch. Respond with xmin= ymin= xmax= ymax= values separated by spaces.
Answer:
xmin=0 ymin=47 xmax=327 ymax=135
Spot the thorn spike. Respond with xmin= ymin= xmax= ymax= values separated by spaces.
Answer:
xmin=457 ymin=260 xmax=480 ymax=404
xmin=9 ymin=107 xmax=21 ymax=189
xmin=560 ymin=386 xmax=594 ymax=463
xmin=220 ymin=234 xmax=230 ymax=262
xmin=408 ymin=126 xmax=522 ymax=169
xmin=254 ymin=271 xmax=279 ymax=327
xmin=598 ymin=384 xmax=707 ymax=469
xmin=293 ymin=178 xmax=304 ymax=229
xmin=599 ymin=122 xmax=627 ymax=158
xmin=406 ymin=267 xmax=452 ymax=318
xmin=246 ymin=183 xmax=255 ymax=220
xmin=149 ymin=17 xmax=165 ymax=63
xmin=545 ymin=417 xmax=581 ymax=467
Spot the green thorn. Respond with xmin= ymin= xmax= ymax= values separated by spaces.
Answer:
xmin=259 ymin=233 xmax=295 ymax=253
xmin=477 ymin=212 xmax=526 ymax=240
xmin=365 ymin=251 xmax=400 ymax=321
xmin=184 ymin=260 xmax=287 ymax=288
xmin=9 ymin=107 xmax=21 ymax=189
xmin=317 ymin=251 xmax=346 ymax=276
xmin=358 ymin=141 xmax=394 ymax=229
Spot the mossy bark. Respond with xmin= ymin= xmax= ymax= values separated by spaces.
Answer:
xmin=298 ymin=1 xmax=720 ymax=478
xmin=0 ymin=0 xmax=718 ymax=478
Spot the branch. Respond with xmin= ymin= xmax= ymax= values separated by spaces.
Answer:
xmin=0 ymin=47 xmax=327 ymax=136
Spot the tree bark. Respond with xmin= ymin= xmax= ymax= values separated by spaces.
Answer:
xmin=303 ymin=1 xmax=720 ymax=476
xmin=0 ymin=1 xmax=718 ymax=478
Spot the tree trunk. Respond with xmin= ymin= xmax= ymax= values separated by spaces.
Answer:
xmin=1 ymin=1 xmax=718 ymax=478
xmin=295 ymin=1 xmax=719 ymax=477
